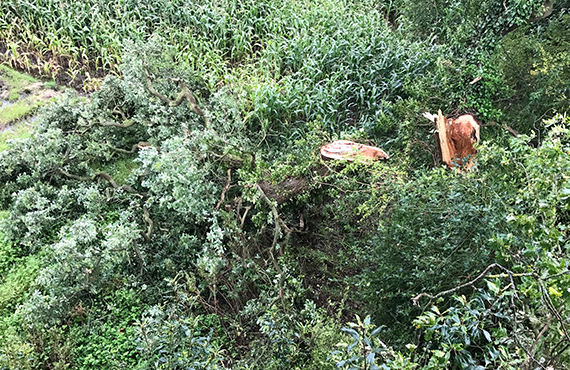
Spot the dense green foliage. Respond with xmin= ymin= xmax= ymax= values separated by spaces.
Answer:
xmin=0 ymin=0 xmax=569 ymax=369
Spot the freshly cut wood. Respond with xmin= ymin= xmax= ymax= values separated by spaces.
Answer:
xmin=425 ymin=111 xmax=481 ymax=171
xmin=320 ymin=140 xmax=389 ymax=163
xmin=436 ymin=110 xmax=455 ymax=167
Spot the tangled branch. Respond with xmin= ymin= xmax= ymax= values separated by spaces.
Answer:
xmin=144 ymin=70 xmax=207 ymax=121
xmin=58 ymin=168 xmax=134 ymax=193
xmin=412 ymin=263 xmax=570 ymax=367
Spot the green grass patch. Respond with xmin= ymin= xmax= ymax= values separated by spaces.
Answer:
xmin=96 ymin=158 xmax=139 ymax=185
xmin=0 ymin=65 xmax=38 ymax=101
xmin=0 ymin=100 xmax=41 ymax=126
xmin=0 ymin=122 xmax=33 ymax=152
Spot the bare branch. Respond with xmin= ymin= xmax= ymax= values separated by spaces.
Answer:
xmin=255 ymin=184 xmax=282 ymax=251
xmin=107 ymin=143 xmax=139 ymax=154
xmin=482 ymin=121 xmax=519 ymax=137
xmin=538 ymin=279 xmax=570 ymax=344
xmin=98 ymin=117 xmax=136 ymax=128
xmin=411 ymin=263 xmax=532 ymax=306
xmin=526 ymin=314 xmax=551 ymax=366
xmin=141 ymin=205 xmax=154 ymax=242
xmin=144 ymin=70 xmax=206 ymax=119
xmin=58 ymin=169 xmax=129 ymax=191
xmin=215 ymin=169 xmax=232 ymax=210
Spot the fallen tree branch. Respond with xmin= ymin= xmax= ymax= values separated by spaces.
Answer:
xmin=538 ymin=280 xmax=570 ymax=344
xmin=482 ymin=121 xmax=519 ymax=137
xmin=108 ymin=143 xmax=139 ymax=154
xmin=59 ymin=169 xmax=117 ymax=188
xmin=107 ymin=142 xmax=154 ymax=154
xmin=526 ymin=314 xmax=551 ymax=367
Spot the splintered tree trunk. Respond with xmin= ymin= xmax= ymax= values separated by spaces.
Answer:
xmin=437 ymin=110 xmax=455 ymax=167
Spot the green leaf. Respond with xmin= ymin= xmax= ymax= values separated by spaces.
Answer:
xmin=370 ymin=326 xmax=382 ymax=337
xmin=486 ymin=280 xmax=500 ymax=295
xmin=341 ymin=327 xmax=361 ymax=342
xmin=482 ymin=329 xmax=492 ymax=342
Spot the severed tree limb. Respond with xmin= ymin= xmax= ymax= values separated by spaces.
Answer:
xmin=255 ymin=183 xmax=286 ymax=300
xmin=538 ymin=279 xmax=570 ymax=344
xmin=107 ymin=142 xmax=154 ymax=154
xmin=108 ymin=143 xmax=139 ymax=154
xmin=144 ymin=69 xmax=170 ymax=104
xmin=95 ymin=172 xmax=119 ymax=189
xmin=132 ymin=241 xmax=146 ymax=274
xmin=482 ymin=121 xmax=519 ymax=137
xmin=59 ymin=169 xmax=117 ymax=188
xmin=503 ymin=124 xmax=520 ymax=138
xmin=112 ymin=109 xmax=128 ymax=121
xmin=526 ymin=314 xmax=551 ymax=368
xmin=169 ymin=79 xmax=205 ymax=116
xmin=240 ymin=206 xmax=251 ymax=229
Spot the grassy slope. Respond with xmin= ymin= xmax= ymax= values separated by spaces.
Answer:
xmin=0 ymin=65 xmax=63 ymax=151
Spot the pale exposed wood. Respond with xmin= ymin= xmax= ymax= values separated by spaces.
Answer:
xmin=437 ymin=110 xmax=454 ymax=167
xmin=426 ymin=111 xmax=481 ymax=171
xmin=320 ymin=140 xmax=389 ymax=162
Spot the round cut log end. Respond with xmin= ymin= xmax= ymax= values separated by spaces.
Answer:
xmin=320 ymin=140 xmax=389 ymax=162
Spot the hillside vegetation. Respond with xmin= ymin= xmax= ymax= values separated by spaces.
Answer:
xmin=0 ymin=0 xmax=569 ymax=369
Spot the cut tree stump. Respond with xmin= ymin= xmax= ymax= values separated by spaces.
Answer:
xmin=425 ymin=110 xmax=481 ymax=171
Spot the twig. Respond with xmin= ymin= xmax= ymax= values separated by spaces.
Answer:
xmin=538 ymin=280 xmax=570 ymax=344
xmin=215 ymin=169 xmax=232 ymax=210
xmin=411 ymin=263 xmax=531 ymax=306
xmin=98 ymin=117 xmax=136 ymax=128
xmin=240 ymin=206 xmax=251 ymax=229
xmin=526 ymin=314 xmax=551 ymax=366
xmin=141 ymin=205 xmax=154 ymax=241
xmin=255 ymin=184 xmax=281 ymax=251
xmin=413 ymin=263 xmax=499 ymax=306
